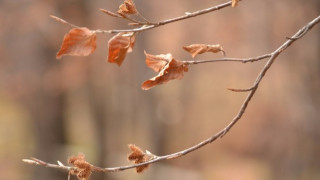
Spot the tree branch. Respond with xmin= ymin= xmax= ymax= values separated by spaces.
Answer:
xmin=52 ymin=1 xmax=237 ymax=34
xmin=104 ymin=1 xmax=233 ymax=33
xmin=183 ymin=54 xmax=272 ymax=65
xmin=24 ymin=15 xmax=320 ymax=175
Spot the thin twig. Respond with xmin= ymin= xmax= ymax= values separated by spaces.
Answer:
xmin=227 ymin=87 xmax=255 ymax=92
xmin=52 ymin=1 xmax=235 ymax=34
xmin=22 ymin=158 xmax=73 ymax=171
xmin=50 ymin=15 xmax=79 ymax=28
xmin=136 ymin=11 xmax=154 ymax=25
xmin=120 ymin=13 xmax=148 ymax=25
xmin=100 ymin=9 xmax=122 ymax=18
xmin=183 ymin=54 xmax=272 ymax=65
xmin=24 ymin=15 xmax=320 ymax=174
xmin=106 ymin=1 xmax=233 ymax=33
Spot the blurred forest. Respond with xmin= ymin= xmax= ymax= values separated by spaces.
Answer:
xmin=0 ymin=0 xmax=320 ymax=180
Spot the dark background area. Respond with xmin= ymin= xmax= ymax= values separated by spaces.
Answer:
xmin=0 ymin=0 xmax=319 ymax=180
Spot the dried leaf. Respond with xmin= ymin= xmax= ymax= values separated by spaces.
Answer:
xmin=232 ymin=0 xmax=239 ymax=7
xmin=68 ymin=153 xmax=85 ymax=165
xmin=68 ymin=153 xmax=92 ymax=180
xmin=56 ymin=28 xmax=96 ymax=59
xmin=142 ymin=53 xmax=189 ymax=90
xmin=144 ymin=51 xmax=171 ymax=73
xmin=108 ymin=33 xmax=135 ymax=66
xmin=127 ymin=144 xmax=145 ymax=161
xmin=127 ymin=144 xmax=152 ymax=173
xmin=183 ymin=44 xmax=224 ymax=58
xmin=118 ymin=0 xmax=137 ymax=15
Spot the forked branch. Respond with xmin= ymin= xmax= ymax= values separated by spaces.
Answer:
xmin=51 ymin=1 xmax=237 ymax=34
xmin=104 ymin=1 xmax=234 ymax=33
xmin=51 ymin=0 xmax=240 ymax=64
xmin=23 ymin=14 xmax=320 ymax=177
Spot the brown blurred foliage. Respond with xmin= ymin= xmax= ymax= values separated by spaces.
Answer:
xmin=0 ymin=0 xmax=319 ymax=180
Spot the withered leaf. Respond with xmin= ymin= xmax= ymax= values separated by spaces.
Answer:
xmin=56 ymin=28 xmax=96 ymax=59
xmin=232 ymin=0 xmax=239 ymax=7
xmin=118 ymin=0 xmax=137 ymax=15
xmin=183 ymin=44 xmax=225 ymax=58
xmin=68 ymin=153 xmax=92 ymax=180
xmin=108 ymin=33 xmax=135 ymax=66
xmin=127 ymin=144 xmax=153 ymax=173
xmin=142 ymin=52 xmax=189 ymax=90
xmin=144 ymin=51 xmax=171 ymax=73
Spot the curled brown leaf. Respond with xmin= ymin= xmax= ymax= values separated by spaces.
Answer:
xmin=142 ymin=52 xmax=189 ymax=90
xmin=56 ymin=27 xmax=96 ymax=59
xmin=118 ymin=0 xmax=137 ymax=15
xmin=108 ymin=33 xmax=135 ymax=66
xmin=183 ymin=44 xmax=225 ymax=58
xmin=144 ymin=51 xmax=171 ymax=73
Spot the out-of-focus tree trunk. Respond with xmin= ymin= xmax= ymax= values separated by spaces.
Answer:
xmin=31 ymin=91 xmax=67 ymax=180
xmin=87 ymin=84 xmax=109 ymax=180
xmin=57 ymin=1 xmax=110 ymax=179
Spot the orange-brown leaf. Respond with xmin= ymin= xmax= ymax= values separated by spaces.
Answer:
xmin=183 ymin=44 xmax=224 ymax=58
xmin=232 ymin=0 xmax=239 ymax=7
xmin=142 ymin=55 xmax=189 ymax=90
xmin=127 ymin=144 xmax=152 ymax=173
xmin=56 ymin=28 xmax=96 ymax=59
xmin=144 ymin=51 xmax=171 ymax=73
xmin=68 ymin=153 xmax=92 ymax=180
xmin=68 ymin=153 xmax=85 ymax=165
xmin=127 ymin=144 xmax=144 ymax=161
xmin=118 ymin=0 xmax=137 ymax=15
xmin=108 ymin=33 xmax=135 ymax=66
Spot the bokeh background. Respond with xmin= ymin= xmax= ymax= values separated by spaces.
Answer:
xmin=0 ymin=0 xmax=319 ymax=180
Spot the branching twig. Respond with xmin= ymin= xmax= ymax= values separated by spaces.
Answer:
xmin=105 ymin=1 xmax=234 ymax=33
xmin=22 ymin=158 xmax=73 ymax=171
xmin=52 ymin=1 xmax=236 ymax=34
xmin=24 ymin=15 xmax=320 ymax=175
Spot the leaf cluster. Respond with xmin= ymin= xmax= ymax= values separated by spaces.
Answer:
xmin=52 ymin=0 xmax=227 ymax=90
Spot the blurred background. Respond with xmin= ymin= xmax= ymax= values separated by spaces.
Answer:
xmin=0 ymin=0 xmax=319 ymax=180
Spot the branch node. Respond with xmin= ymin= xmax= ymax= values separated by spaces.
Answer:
xmin=220 ymin=129 xmax=229 ymax=138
